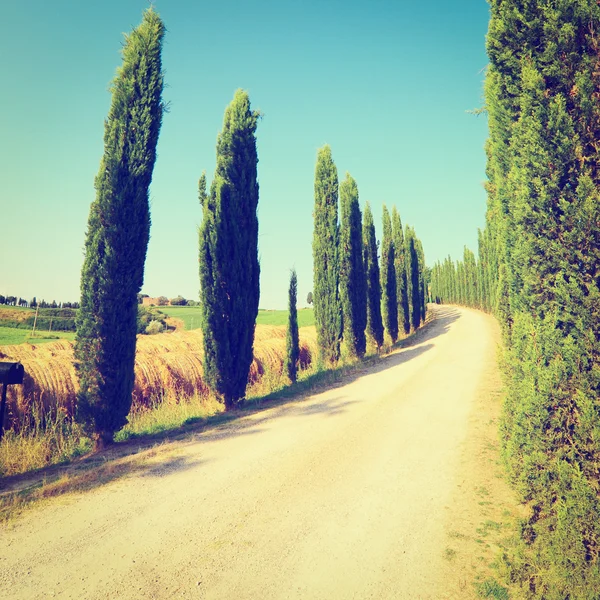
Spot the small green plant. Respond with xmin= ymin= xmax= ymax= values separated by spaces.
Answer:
xmin=444 ymin=547 xmax=457 ymax=561
xmin=476 ymin=578 xmax=508 ymax=599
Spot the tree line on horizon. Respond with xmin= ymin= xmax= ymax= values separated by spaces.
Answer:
xmin=0 ymin=295 xmax=80 ymax=309
xmin=432 ymin=1 xmax=600 ymax=597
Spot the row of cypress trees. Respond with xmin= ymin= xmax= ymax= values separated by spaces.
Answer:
xmin=430 ymin=246 xmax=489 ymax=312
xmin=433 ymin=2 xmax=600 ymax=596
xmin=73 ymin=8 xmax=429 ymax=448
xmin=312 ymin=145 xmax=427 ymax=364
xmin=76 ymin=9 xmax=261 ymax=443
xmin=483 ymin=1 xmax=600 ymax=596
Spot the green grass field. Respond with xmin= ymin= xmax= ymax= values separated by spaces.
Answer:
xmin=159 ymin=306 xmax=315 ymax=330
xmin=0 ymin=307 xmax=315 ymax=345
xmin=0 ymin=327 xmax=75 ymax=346
xmin=256 ymin=309 xmax=315 ymax=328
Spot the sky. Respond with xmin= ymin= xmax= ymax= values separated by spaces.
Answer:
xmin=0 ymin=0 xmax=491 ymax=309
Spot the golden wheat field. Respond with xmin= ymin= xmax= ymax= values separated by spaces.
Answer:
xmin=0 ymin=325 xmax=318 ymax=430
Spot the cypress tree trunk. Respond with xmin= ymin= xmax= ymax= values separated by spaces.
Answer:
xmin=363 ymin=202 xmax=384 ymax=350
xmin=392 ymin=207 xmax=410 ymax=335
xmin=199 ymin=90 xmax=260 ymax=410
xmin=284 ymin=269 xmax=300 ymax=383
xmin=312 ymin=145 xmax=341 ymax=364
xmin=339 ymin=173 xmax=367 ymax=358
xmin=75 ymin=8 xmax=165 ymax=450
xmin=380 ymin=205 xmax=398 ymax=343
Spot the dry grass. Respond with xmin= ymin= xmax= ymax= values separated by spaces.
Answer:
xmin=0 ymin=307 xmax=32 ymax=323
xmin=0 ymin=325 xmax=318 ymax=477
xmin=0 ymin=404 xmax=91 ymax=478
xmin=0 ymin=325 xmax=317 ymax=429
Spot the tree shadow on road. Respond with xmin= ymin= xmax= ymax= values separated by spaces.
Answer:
xmin=0 ymin=306 xmax=462 ymax=513
xmin=218 ymin=306 xmax=462 ymax=433
xmin=0 ymin=447 xmax=209 ymax=520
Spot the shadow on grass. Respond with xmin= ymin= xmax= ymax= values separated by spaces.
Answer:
xmin=0 ymin=305 xmax=461 ymax=515
xmin=0 ymin=450 xmax=208 ymax=521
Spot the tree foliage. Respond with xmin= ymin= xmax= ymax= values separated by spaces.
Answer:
xmin=284 ymin=269 xmax=300 ymax=383
xmin=339 ymin=173 xmax=367 ymax=358
xmin=392 ymin=207 xmax=410 ymax=335
xmin=380 ymin=205 xmax=398 ymax=343
xmin=312 ymin=145 xmax=341 ymax=364
xmin=405 ymin=227 xmax=421 ymax=331
xmin=431 ymin=2 xmax=600 ymax=595
xmin=199 ymin=90 xmax=260 ymax=410
xmin=363 ymin=202 xmax=383 ymax=350
xmin=74 ymin=8 xmax=165 ymax=449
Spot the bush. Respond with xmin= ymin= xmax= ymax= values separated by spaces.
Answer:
xmin=145 ymin=320 xmax=164 ymax=335
xmin=137 ymin=306 xmax=167 ymax=334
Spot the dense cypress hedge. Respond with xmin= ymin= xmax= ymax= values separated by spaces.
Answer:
xmin=485 ymin=2 xmax=600 ymax=596
xmin=432 ymin=2 xmax=600 ymax=596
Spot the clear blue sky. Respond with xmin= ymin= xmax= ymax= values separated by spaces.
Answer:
xmin=0 ymin=0 xmax=490 ymax=309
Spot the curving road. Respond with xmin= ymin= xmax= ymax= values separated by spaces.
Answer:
xmin=0 ymin=306 xmax=498 ymax=599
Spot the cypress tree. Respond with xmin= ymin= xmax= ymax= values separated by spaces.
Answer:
xmin=75 ymin=8 xmax=165 ymax=450
xmin=199 ymin=90 xmax=260 ymax=410
xmin=312 ymin=145 xmax=341 ymax=364
xmin=284 ymin=269 xmax=300 ymax=383
xmin=380 ymin=205 xmax=398 ymax=343
xmin=363 ymin=202 xmax=384 ymax=350
xmin=392 ymin=207 xmax=410 ymax=335
xmin=415 ymin=236 xmax=427 ymax=322
xmin=406 ymin=228 xmax=421 ymax=330
xmin=339 ymin=173 xmax=367 ymax=358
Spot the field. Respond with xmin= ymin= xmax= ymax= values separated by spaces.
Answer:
xmin=0 ymin=306 xmax=315 ymax=344
xmin=159 ymin=306 xmax=315 ymax=329
xmin=0 ymin=323 xmax=317 ymax=451
xmin=0 ymin=327 xmax=75 ymax=346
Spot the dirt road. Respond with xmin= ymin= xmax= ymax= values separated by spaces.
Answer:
xmin=0 ymin=306 xmax=508 ymax=599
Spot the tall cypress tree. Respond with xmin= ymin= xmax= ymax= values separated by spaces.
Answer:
xmin=392 ymin=207 xmax=410 ymax=335
xmin=339 ymin=173 xmax=367 ymax=358
xmin=312 ymin=145 xmax=341 ymax=364
xmin=199 ymin=90 xmax=260 ymax=410
xmin=75 ymin=8 xmax=165 ymax=450
xmin=380 ymin=205 xmax=398 ymax=343
xmin=405 ymin=227 xmax=421 ymax=330
xmin=415 ymin=237 xmax=427 ymax=322
xmin=284 ymin=269 xmax=300 ymax=383
xmin=363 ymin=202 xmax=384 ymax=350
